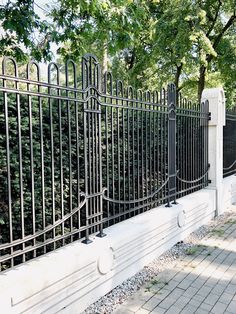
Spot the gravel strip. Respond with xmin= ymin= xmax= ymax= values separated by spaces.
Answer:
xmin=83 ymin=209 xmax=236 ymax=314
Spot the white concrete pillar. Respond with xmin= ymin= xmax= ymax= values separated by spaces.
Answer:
xmin=201 ymin=88 xmax=225 ymax=216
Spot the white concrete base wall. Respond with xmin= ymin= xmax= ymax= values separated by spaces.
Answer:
xmin=222 ymin=174 xmax=236 ymax=211
xmin=2 ymin=180 xmax=236 ymax=314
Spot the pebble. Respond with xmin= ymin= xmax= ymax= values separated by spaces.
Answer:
xmin=83 ymin=210 xmax=234 ymax=314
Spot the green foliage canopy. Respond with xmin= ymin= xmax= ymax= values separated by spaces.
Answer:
xmin=0 ymin=0 xmax=235 ymax=102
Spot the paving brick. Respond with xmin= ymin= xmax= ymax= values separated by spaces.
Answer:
xmin=156 ymin=288 xmax=171 ymax=299
xmin=151 ymin=307 xmax=166 ymax=314
xmin=121 ymin=290 xmax=152 ymax=312
xmin=158 ymin=297 xmax=176 ymax=309
xmin=226 ymin=300 xmax=236 ymax=313
xmin=194 ymin=310 xmax=209 ymax=314
xmin=196 ymin=286 xmax=212 ymax=297
xmin=183 ymin=286 xmax=199 ymax=298
xmin=188 ymin=298 xmax=202 ymax=308
xmin=166 ymin=288 xmax=184 ymax=300
xmin=164 ymin=280 xmax=179 ymax=291
xmin=178 ymin=280 xmax=193 ymax=290
xmin=211 ymin=287 xmax=224 ymax=296
xmin=113 ymin=305 xmax=134 ymax=314
xmin=204 ymin=278 xmax=218 ymax=287
xmin=198 ymin=302 xmax=213 ymax=312
xmin=218 ymin=292 xmax=234 ymax=304
xmin=180 ymin=304 xmax=198 ymax=314
xmin=191 ymin=279 xmax=206 ymax=289
xmin=164 ymin=307 xmax=180 ymax=314
xmin=173 ymin=273 xmax=188 ymax=283
xmin=203 ymin=293 xmax=220 ymax=306
xmin=174 ymin=296 xmax=190 ymax=309
xmin=136 ymin=308 xmax=150 ymax=314
xmin=210 ymin=301 xmax=228 ymax=314
xmin=192 ymin=294 xmax=206 ymax=302
xmin=225 ymin=284 xmax=236 ymax=295
xmin=142 ymin=296 xmax=164 ymax=312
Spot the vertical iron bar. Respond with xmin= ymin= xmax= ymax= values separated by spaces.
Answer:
xmin=206 ymin=101 xmax=209 ymax=185
xmin=122 ymin=91 xmax=125 ymax=218
xmin=179 ymin=94 xmax=185 ymax=197
xmin=205 ymin=101 xmax=209 ymax=186
xmin=136 ymin=91 xmax=140 ymax=214
xmin=66 ymin=84 xmax=73 ymax=240
xmin=96 ymin=87 xmax=99 ymax=232
xmin=189 ymin=101 xmax=193 ymax=194
xmin=141 ymin=94 xmax=144 ymax=210
xmin=48 ymin=66 xmax=56 ymax=249
xmin=149 ymin=94 xmax=152 ymax=208
xmin=154 ymin=92 xmax=158 ymax=206
xmin=184 ymin=98 xmax=187 ymax=196
xmin=97 ymin=70 xmax=105 ymax=238
xmin=82 ymin=58 xmax=91 ymax=244
xmin=16 ymin=70 xmax=25 ymax=262
xmin=194 ymin=102 xmax=196 ymax=189
xmin=38 ymin=77 xmax=45 ymax=253
xmin=127 ymin=90 xmax=131 ymax=216
xmin=131 ymin=90 xmax=135 ymax=208
xmin=59 ymin=72 xmax=64 ymax=245
xmin=75 ymin=98 xmax=80 ymax=231
xmin=166 ymin=84 xmax=177 ymax=206
xmin=91 ymin=98 xmax=95 ymax=232
xmin=111 ymin=91 xmax=115 ymax=222
xmin=2 ymin=69 xmax=13 ymax=266
xmin=152 ymin=93 xmax=156 ymax=207
xmin=160 ymin=89 xmax=163 ymax=203
xmin=93 ymin=110 xmax=97 ymax=231
xmin=181 ymin=94 xmax=184 ymax=195
xmin=162 ymin=89 xmax=166 ymax=203
xmin=116 ymin=82 xmax=121 ymax=221
xmin=104 ymin=73 xmax=111 ymax=223
xmin=196 ymin=102 xmax=199 ymax=191
xmin=145 ymin=93 xmax=148 ymax=210
xmin=156 ymin=92 xmax=160 ymax=205
xmin=27 ymin=75 xmax=36 ymax=257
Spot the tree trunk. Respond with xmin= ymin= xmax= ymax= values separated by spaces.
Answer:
xmin=198 ymin=65 xmax=206 ymax=103
xmin=102 ymin=42 xmax=108 ymax=74
xmin=174 ymin=63 xmax=183 ymax=92
xmin=174 ymin=63 xmax=183 ymax=105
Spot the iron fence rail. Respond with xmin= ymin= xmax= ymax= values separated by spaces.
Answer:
xmin=0 ymin=54 xmax=209 ymax=272
xmin=223 ymin=108 xmax=236 ymax=178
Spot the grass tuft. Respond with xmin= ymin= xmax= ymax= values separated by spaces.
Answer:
xmin=211 ymin=229 xmax=225 ymax=237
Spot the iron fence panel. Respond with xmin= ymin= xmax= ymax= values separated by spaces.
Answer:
xmin=223 ymin=109 xmax=236 ymax=178
xmin=0 ymin=54 xmax=209 ymax=272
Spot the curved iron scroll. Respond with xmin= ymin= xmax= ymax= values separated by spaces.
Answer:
xmin=223 ymin=160 xmax=236 ymax=171
xmin=176 ymin=168 xmax=209 ymax=184
xmin=103 ymin=178 xmax=169 ymax=205
xmin=0 ymin=193 xmax=87 ymax=251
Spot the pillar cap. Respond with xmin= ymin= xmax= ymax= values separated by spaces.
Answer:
xmin=202 ymin=88 xmax=225 ymax=126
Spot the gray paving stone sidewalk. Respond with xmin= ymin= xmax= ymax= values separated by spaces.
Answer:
xmin=113 ymin=214 xmax=236 ymax=314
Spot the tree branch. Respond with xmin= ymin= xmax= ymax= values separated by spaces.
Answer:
xmin=207 ymin=13 xmax=236 ymax=63
xmin=206 ymin=0 xmax=222 ymax=37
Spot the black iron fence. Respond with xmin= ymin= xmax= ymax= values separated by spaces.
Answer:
xmin=176 ymin=95 xmax=209 ymax=198
xmin=0 ymin=54 xmax=210 ymax=272
xmin=223 ymin=108 xmax=236 ymax=177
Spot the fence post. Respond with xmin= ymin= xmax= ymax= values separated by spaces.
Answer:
xmin=166 ymin=83 xmax=177 ymax=207
xmin=201 ymin=88 xmax=225 ymax=216
xmin=81 ymin=54 xmax=106 ymax=244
